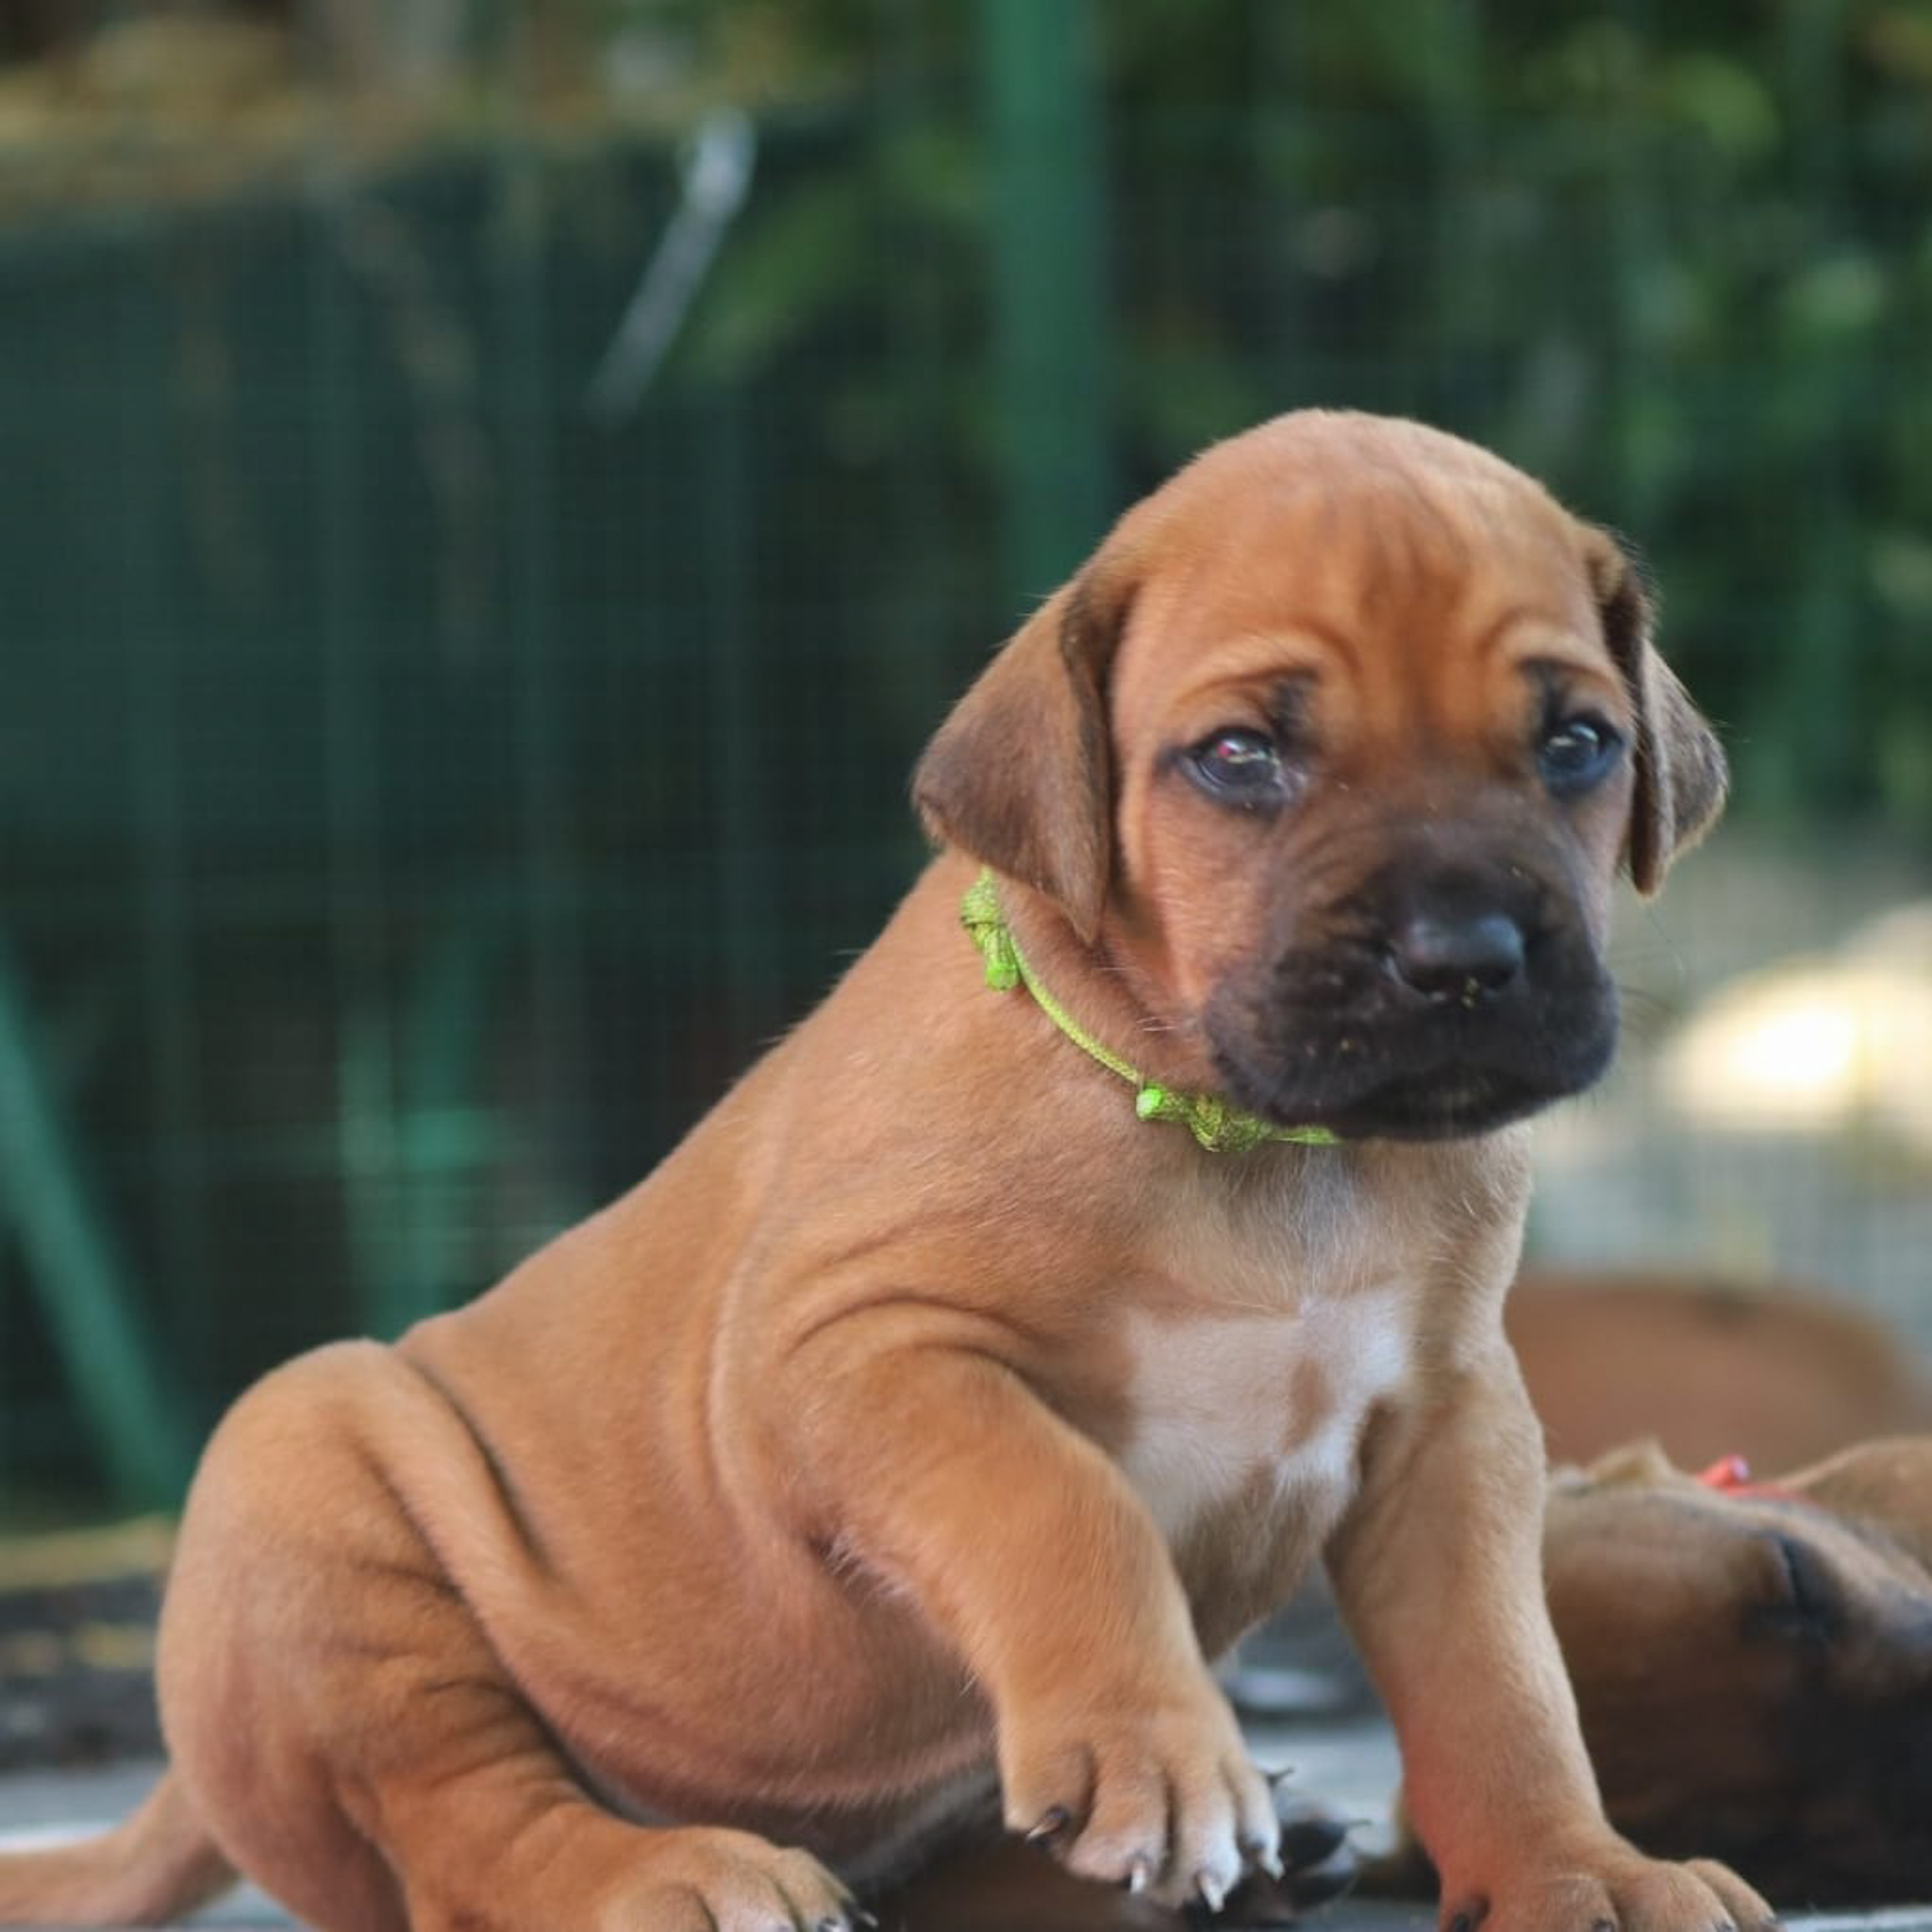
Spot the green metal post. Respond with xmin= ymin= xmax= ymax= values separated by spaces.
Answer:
xmin=1763 ymin=0 xmax=1857 ymax=815
xmin=0 ymin=930 xmax=196 ymax=1507
xmin=979 ymin=0 xmax=1114 ymax=607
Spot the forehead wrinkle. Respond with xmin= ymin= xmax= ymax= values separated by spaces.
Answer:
xmin=1160 ymin=623 xmax=1359 ymax=709
xmin=1156 ymin=445 xmax=1535 ymax=608
xmin=1308 ymin=506 xmax=1568 ymax=696
xmin=1108 ymin=444 xmax=1595 ymax=740
xmin=1349 ymin=470 xmax=1480 ymax=625
xmin=1508 ymin=642 xmax=1629 ymax=709
xmin=1443 ymin=608 xmax=1615 ymax=711
xmin=1470 ymin=605 xmax=1549 ymax=666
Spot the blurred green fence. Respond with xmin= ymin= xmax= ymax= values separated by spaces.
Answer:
xmin=5 ymin=0 xmax=1932 ymax=1509
xmin=0 ymin=120 xmax=1004 ymax=1506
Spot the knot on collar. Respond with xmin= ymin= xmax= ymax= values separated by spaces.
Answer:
xmin=960 ymin=869 xmax=1021 ymax=991
xmin=1134 ymin=1085 xmax=1289 ymax=1154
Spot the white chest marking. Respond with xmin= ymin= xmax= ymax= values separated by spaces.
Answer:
xmin=1118 ymin=1289 xmax=1411 ymax=1545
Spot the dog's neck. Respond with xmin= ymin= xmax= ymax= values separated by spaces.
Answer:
xmin=959 ymin=869 xmax=1338 ymax=1156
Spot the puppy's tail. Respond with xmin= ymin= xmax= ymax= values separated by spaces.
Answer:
xmin=0 ymin=1769 xmax=234 ymax=1926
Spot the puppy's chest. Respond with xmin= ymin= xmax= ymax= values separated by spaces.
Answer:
xmin=1116 ymin=1281 xmax=1413 ymax=1565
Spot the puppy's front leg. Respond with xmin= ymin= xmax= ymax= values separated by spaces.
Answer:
xmin=1326 ymin=1340 xmax=1775 ymax=1932
xmin=787 ymin=1320 xmax=1277 ymax=1910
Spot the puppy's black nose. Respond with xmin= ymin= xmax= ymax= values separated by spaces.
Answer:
xmin=1387 ymin=911 xmax=1526 ymax=1003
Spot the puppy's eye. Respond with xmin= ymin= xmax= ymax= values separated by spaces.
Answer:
xmin=1187 ymin=728 xmax=1287 ymax=809
xmin=1750 ymin=1531 xmax=1842 ymax=1645
xmin=1538 ymin=715 xmax=1624 ymax=794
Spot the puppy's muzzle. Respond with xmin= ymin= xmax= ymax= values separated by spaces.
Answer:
xmin=1208 ymin=848 xmax=1618 ymax=1142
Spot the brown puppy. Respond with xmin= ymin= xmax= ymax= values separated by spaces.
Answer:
xmin=1508 ymin=1268 xmax=1932 ymax=1473
xmin=1543 ymin=1437 xmax=1932 ymax=1906
xmin=0 ymin=413 xmax=1769 ymax=1932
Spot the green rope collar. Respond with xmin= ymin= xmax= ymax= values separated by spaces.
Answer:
xmin=960 ymin=870 xmax=1340 ymax=1155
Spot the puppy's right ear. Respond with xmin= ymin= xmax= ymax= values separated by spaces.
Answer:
xmin=912 ymin=573 xmax=1129 ymax=945
xmin=1584 ymin=529 xmax=1728 ymax=896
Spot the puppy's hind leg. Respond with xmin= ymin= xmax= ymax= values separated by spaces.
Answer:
xmin=0 ymin=1773 xmax=233 ymax=1927
xmin=158 ymin=1342 xmax=857 ymax=1932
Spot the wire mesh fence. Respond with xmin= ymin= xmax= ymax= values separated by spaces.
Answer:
xmin=4 ymin=1 xmax=1932 ymax=1509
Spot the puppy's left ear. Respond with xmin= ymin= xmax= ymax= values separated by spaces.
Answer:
xmin=1586 ymin=530 xmax=1728 ymax=896
xmin=912 ymin=568 xmax=1131 ymax=944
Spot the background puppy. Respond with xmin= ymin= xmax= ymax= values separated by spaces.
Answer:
xmin=1542 ymin=1437 xmax=1932 ymax=1907
xmin=1508 ymin=1267 xmax=1932 ymax=1472
xmin=0 ymin=412 xmax=1768 ymax=1932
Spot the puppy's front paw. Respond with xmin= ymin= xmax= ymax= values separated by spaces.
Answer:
xmin=586 ymin=1826 xmax=860 ymax=1932
xmin=1444 ymin=1843 xmax=1776 ymax=1932
xmin=1000 ymin=1674 xmax=1278 ymax=1911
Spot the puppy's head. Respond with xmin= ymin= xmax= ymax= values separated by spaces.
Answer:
xmin=1544 ymin=1441 xmax=1932 ymax=1905
xmin=916 ymin=410 xmax=1724 ymax=1141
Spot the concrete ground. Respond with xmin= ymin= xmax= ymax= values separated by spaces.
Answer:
xmin=4 ymin=1720 xmax=1928 ymax=1932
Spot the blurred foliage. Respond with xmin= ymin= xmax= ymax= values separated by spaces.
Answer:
xmin=650 ymin=0 xmax=1932 ymax=825
xmin=6 ymin=0 xmax=1930 ymax=816
xmin=8 ymin=0 xmax=1932 ymax=1503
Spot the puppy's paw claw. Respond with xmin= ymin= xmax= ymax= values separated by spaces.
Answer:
xmin=1241 ymin=1838 xmax=1285 ymax=1882
xmin=1025 ymin=1805 xmax=1072 ymax=1845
